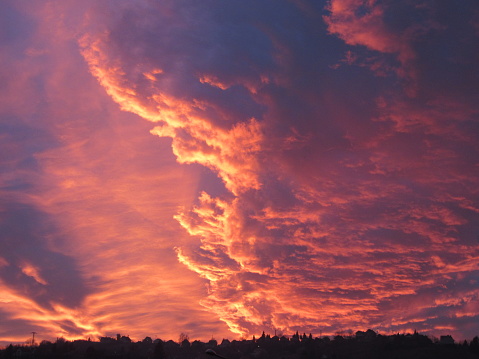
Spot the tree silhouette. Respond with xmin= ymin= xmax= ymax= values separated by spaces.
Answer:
xmin=153 ymin=340 xmax=166 ymax=359
xmin=178 ymin=332 xmax=189 ymax=343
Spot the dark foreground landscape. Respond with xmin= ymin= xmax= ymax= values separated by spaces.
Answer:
xmin=2 ymin=330 xmax=479 ymax=359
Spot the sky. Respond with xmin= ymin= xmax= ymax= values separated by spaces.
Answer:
xmin=1 ymin=0 xmax=479 ymax=346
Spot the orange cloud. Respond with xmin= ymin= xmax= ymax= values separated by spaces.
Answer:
xmin=80 ymin=35 xmax=264 ymax=195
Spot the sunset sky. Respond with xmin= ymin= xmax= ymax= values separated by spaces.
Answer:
xmin=1 ymin=0 xmax=479 ymax=346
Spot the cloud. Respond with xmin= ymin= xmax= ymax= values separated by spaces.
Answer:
xmin=78 ymin=11 xmax=267 ymax=195
xmin=324 ymin=0 xmax=479 ymax=98
xmin=2 ymin=0 xmax=479 ymax=345
xmin=77 ymin=0 xmax=479 ymax=339
xmin=0 ymin=202 xmax=89 ymax=309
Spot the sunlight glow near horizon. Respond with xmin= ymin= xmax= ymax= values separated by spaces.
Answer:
xmin=1 ymin=0 xmax=479 ymax=346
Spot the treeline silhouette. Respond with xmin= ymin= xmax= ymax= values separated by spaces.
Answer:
xmin=1 ymin=330 xmax=479 ymax=359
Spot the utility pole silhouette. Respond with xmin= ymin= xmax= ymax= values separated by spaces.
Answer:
xmin=31 ymin=332 xmax=37 ymax=345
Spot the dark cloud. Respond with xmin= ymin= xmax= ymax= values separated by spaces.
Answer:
xmin=0 ymin=202 xmax=90 ymax=309
xmin=0 ymin=310 xmax=43 ymax=344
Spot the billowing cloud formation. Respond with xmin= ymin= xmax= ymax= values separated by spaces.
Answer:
xmin=75 ymin=0 xmax=479 ymax=340
xmin=1 ymin=0 xmax=479 ymax=345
